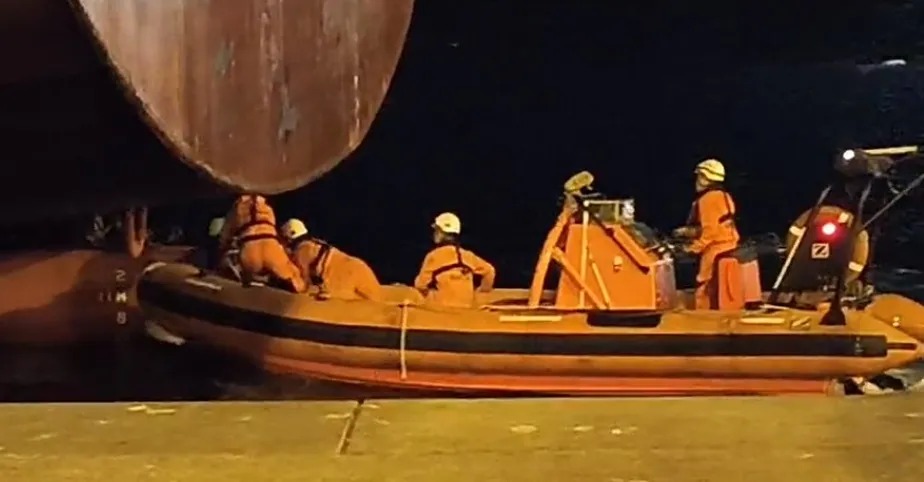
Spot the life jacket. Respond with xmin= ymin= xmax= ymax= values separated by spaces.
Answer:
xmin=427 ymin=241 xmax=473 ymax=290
xmin=291 ymin=235 xmax=333 ymax=286
xmin=686 ymin=185 xmax=736 ymax=229
xmin=234 ymin=194 xmax=279 ymax=246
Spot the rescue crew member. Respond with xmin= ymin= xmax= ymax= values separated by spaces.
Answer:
xmin=413 ymin=212 xmax=496 ymax=307
xmin=204 ymin=217 xmax=225 ymax=269
xmin=218 ymin=194 xmax=306 ymax=293
xmin=280 ymin=218 xmax=383 ymax=301
xmin=189 ymin=217 xmax=226 ymax=270
xmin=674 ymin=159 xmax=741 ymax=309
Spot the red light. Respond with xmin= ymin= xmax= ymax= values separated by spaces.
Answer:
xmin=820 ymin=222 xmax=838 ymax=236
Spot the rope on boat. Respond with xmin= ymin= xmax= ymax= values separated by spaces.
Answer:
xmin=399 ymin=300 xmax=410 ymax=380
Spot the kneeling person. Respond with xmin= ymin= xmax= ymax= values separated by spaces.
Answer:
xmin=281 ymin=219 xmax=383 ymax=301
xmin=219 ymin=194 xmax=306 ymax=293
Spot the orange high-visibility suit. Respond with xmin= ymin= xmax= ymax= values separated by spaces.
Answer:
xmin=289 ymin=237 xmax=383 ymax=301
xmin=219 ymin=195 xmax=306 ymax=293
xmin=686 ymin=188 xmax=741 ymax=310
xmin=414 ymin=243 xmax=496 ymax=308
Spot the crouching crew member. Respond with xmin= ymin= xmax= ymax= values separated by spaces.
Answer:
xmin=219 ymin=194 xmax=306 ymax=293
xmin=281 ymin=219 xmax=383 ymax=301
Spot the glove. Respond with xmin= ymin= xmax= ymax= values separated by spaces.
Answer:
xmin=672 ymin=226 xmax=696 ymax=238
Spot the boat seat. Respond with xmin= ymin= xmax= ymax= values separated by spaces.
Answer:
xmin=735 ymin=245 xmax=763 ymax=308
xmin=714 ymin=256 xmax=745 ymax=310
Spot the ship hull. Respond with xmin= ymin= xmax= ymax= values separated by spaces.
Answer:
xmin=0 ymin=246 xmax=193 ymax=346
xmin=0 ymin=0 xmax=413 ymax=222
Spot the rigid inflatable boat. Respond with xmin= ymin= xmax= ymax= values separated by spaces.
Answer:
xmin=138 ymin=157 xmax=924 ymax=396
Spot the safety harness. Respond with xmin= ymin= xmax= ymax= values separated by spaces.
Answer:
xmin=427 ymin=241 xmax=473 ymax=290
xmin=686 ymin=185 xmax=736 ymax=228
xmin=290 ymin=234 xmax=333 ymax=286
xmin=234 ymin=194 xmax=279 ymax=245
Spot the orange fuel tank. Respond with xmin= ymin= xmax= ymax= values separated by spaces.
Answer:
xmin=0 ymin=246 xmax=193 ymax=346
xmin=0 ymin=0 xmax=414 ymax=223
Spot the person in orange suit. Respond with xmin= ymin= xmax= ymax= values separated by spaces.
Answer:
xmin=218 ymin=194 xmax=306 ymax=293
xmin=674 ymin=159 xmax=741 ymax=310
xmin=414 ymin=212 xmax=496 ymax=308
xmin=280 ymin=219 xmax=383 ymax=302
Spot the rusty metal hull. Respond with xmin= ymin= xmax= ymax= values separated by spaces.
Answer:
xmin=0 ymin=0 xmax=412 ymax=223
xmin=0 ymin=246 xmax=193 ymax=346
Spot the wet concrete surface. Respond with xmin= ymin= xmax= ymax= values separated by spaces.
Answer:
xmin=0 ymin=395 xmax=923 ymax=481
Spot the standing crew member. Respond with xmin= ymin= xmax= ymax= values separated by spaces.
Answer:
xmin=204 ymin=217 xmax=225 ymax=269
xmin=190 ymin=217 xmax=227 ymax=270
xmin=675 ymin=159 xmax=741 ymax=309
xmin=413 ymin=212 xmax=496 ymax=308
xmin=280 ymin=218 xmax=383 ymax=301
xmin=218 ymin=194 xmax=306 ymax=293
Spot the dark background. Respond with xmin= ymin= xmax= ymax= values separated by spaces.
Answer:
xmin=26 ymin=2 xmax=924 ymax=286
xmin=271 ymin=2 xmax=924 ymax=286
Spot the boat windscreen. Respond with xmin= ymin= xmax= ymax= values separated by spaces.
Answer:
xmin=624 ymin=222 xmax=661 ymax=250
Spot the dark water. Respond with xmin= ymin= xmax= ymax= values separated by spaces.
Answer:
xmin=0 ymin=331 xmax=552 ymax=403
xmin=0 ymin=335 xmax=423 ymax=403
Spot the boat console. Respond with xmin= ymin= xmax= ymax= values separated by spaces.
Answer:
xmin=528 ymin=172 xmax=678 ymax=311
xmin=528 ymin=148 xmax=924 ymax=315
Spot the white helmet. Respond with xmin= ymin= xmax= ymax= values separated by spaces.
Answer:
xmin=433 ymin=212 xmax=461 ymax=235
xmin=208 ymin=217 xmax=225 ymax=237
xmin=695 ymin=158 xmax=726 ymax=182
xmin=280 ymin=218 xmax=308 ymax=240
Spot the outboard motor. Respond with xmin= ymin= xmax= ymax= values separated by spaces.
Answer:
xmin=770 ymin=145 xmax=924 ymax=323
xmin=772 ymin=206 xmax=870 ymax=300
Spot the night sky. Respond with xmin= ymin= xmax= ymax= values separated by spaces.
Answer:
xmin=12 ymin=3 xmax=924 ymax=286
xmin=272 ymin=3 xmax=924 ymax=285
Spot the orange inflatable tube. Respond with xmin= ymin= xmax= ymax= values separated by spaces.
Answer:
xmin=866 ymin=294 xmax=924 ymax=343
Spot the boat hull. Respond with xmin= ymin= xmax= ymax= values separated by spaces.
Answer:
xmin=262 ymin=354 xmax=840 ymax=396
xmin=0 ymin=0 xmax=414 ymax=222
xmin=136 ymin=263 xmax=924 ymax=396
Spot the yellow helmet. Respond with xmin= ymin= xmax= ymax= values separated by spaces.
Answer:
xmin=695 ymin=158 xmax=726 ymax=182
xmin=281 ymin=218 xmax=308 ymax=240
xmin=433 ymin=212 xmax=462 ymax=234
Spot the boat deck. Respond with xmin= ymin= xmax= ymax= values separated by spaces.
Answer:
xmin=1 ymin=394 xmax=923 ymax=481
